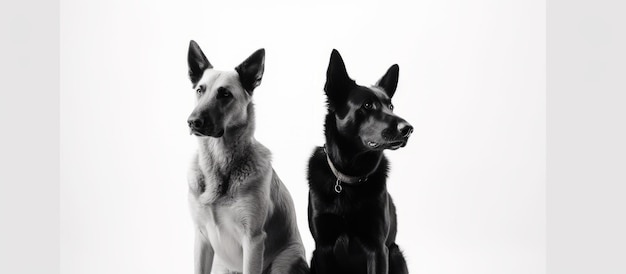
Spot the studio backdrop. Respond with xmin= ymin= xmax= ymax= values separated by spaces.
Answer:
xmin=61 ymin=1 xmax=545 ymax=273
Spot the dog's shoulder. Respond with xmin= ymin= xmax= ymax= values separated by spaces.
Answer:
xmin=306 ymin=146 xmax=332 ymax=192
xmin=244 ymin=140 xmax=272 ymax=179
xmin=306 ymin=146 xmax=326 ymax=172
xmin=250 ymin=140 xmax=272 ymax=164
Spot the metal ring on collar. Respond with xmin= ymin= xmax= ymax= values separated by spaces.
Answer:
xmin=334 ymin=179 xmax=343 ymax=193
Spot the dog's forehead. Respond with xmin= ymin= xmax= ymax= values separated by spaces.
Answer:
xmin=349 ymin=86 xmax=390 ymax=103
xmin=369 ymin=86 xmax=390 ymax=101
xmin=196 ymin=70 xmax=242 ymax=91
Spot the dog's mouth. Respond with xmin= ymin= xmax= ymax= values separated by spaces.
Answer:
xmin=190 ymin=128 xmax=224 ymax=138
xmin=366 ymin=141 xmax=381 ymax=148
xmin=366 ymin=140 xmax=407 ymax=150
xmin=386 ymin=140 xmax=407 ymax=150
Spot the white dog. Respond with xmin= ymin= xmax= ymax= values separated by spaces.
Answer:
xmin=186 ymin=40 xmax=309 ymax=274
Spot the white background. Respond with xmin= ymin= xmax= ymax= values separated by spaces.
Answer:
xmin=60 ymin=1 xmax=545 ymax=274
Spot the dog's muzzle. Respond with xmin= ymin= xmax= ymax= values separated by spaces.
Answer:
xmin=187 ymin=116 xmax=224 ymax=137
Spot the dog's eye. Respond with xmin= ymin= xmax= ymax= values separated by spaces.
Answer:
xmin=389 ymin=104 xmax=394 ymax=110
xmin=196 ymin=87 xmax=204 ymax=94
xmin=363 ymin=102 xmax=373 ymax=110
xmin=217 ymin=87 xmax=232 ymax=99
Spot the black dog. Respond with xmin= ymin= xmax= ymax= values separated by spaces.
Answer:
xmin=307 ymin=49 xmax=413 ymax=274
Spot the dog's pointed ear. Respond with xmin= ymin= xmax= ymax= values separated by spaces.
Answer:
xmin=235 ymin=48 xmax=265 ymax=94
xmin=188 ymin=40 xmax=213 ymax=85
xmin=376 ymin=64 xmax=399 ymax=98
xmin=324 ymin=49 xmax=355 ymax=107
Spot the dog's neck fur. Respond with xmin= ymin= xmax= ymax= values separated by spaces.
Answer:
xmin=197 ymin=103 xmax=257 ymax=179
xmin=324 ymin=113 xmax=384 ymax=178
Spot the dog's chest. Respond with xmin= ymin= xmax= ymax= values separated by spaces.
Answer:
xmin=191 ymin=152 xmax=256 ymax=204
xmin=191 ymin=199 xmax=246 ymax=271
xmin=314 ymin=188 xmax=391 ymax=234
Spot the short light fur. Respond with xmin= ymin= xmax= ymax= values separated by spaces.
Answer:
xmin=186 ymin=40 xmax=308 ymax=274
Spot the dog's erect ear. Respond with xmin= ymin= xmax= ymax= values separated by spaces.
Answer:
xmin=188 ymin=40 xmax=213 ymax=85
xmin=235 ymin=48 xmax=265 ymax=94
xmin=376 ymin=64 xmax=399 ymax=98
xmin=324 ymin=49 xmax=355 ymax=107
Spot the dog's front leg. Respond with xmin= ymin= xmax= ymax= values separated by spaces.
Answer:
xmin=242 ymin=232 xmax=266 ymax=274
xmin=194 ymin=230 xmax=214 ymax=274
xmin=367 ymin=245 xmax=389 ymax=274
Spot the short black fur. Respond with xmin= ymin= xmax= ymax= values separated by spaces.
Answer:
xmin=307 ymin=50 xmax=410 ymax=274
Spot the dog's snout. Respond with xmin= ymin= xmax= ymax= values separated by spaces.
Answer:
xmin=398 ymin=123 xmax=413 ymax=137
xmin=188 ymin=117 xmax=203 ymax=129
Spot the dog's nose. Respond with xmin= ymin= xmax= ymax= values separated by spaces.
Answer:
xmin=398 ymin=123 xmax=414 ymax=137
xmin=187 ymin=117 xmax=203 ymax=129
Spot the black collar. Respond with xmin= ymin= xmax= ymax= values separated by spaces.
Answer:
xmin=323 ymin=145 xmax=371 ymax=193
